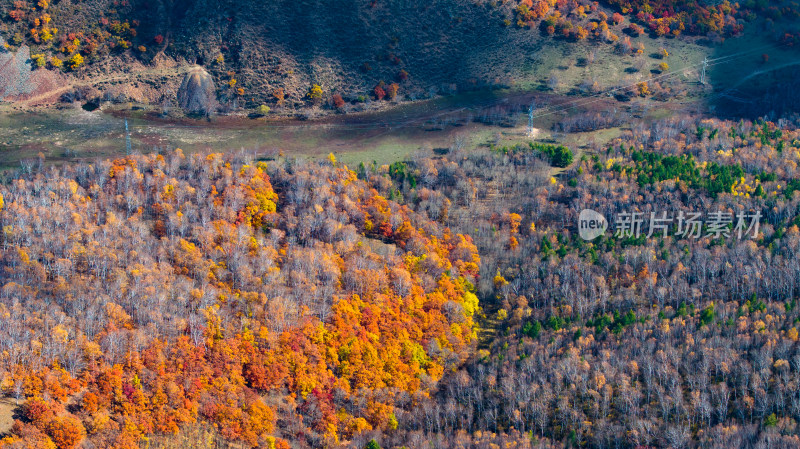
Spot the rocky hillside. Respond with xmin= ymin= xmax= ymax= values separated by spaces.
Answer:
xmin=0 ymin=0 xmax=535 ymax=108
xmin=0 ymin=36 xmax=64 ymax=102
xmin=0 ymin=0 xmax=646 ymax=110
xmin=0 ymin=0 xmax=796 ymax=112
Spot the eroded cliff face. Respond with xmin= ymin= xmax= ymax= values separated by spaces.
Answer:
xmin=0 ymin=38 xmax=65 ymax=103
xmin=0 ymin=40 xmax=33 ymax=100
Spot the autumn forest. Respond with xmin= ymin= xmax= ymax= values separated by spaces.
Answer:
xmin=0 ymin=115 xmax=794 ymax=448
xmin=0 ymin=0 xmax=799 ymax=448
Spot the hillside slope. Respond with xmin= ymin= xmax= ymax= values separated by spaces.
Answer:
xmin=0 ymin=0 xmax=688 ymax=109
xmin=159 ymin=0 xmax=521 ymax=104
xmin=2 ymin=0 xmax=796 ymax=112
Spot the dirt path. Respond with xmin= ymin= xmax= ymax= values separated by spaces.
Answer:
xmin=18 ymin=65 xmax=192 ymax=107
xmin=723 ymin=60 xmax=800 ymax=91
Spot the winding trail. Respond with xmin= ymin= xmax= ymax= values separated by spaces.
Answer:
xmin=721 ymin=60 xmax=800 ymax=91
xmin=17 ymin=65 xmax=192 ymax=107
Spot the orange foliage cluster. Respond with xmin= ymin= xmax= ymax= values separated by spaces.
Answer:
xmin=611 ymin=0 xmax=742 ymax=36
xmin=535 ymin=3 xmax=621 ymax=42
xmin=4 ymin=0 xmax=138 ymax=68
xmin=515 ymin=0 xmax=557 ymax=27
xmin=515 ymin=0 xmax=745 ymax=39
xmin=0 ymin=151 xmax=479 ymax=447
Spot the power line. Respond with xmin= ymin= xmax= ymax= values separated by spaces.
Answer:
xmin=524 ymin=39 xmax=795 ymax=125
xmin=528 ymin=101 xmax=536 ymax=137
xmin=116 ymin=40 xmax=794 ymax=136
xmin=701 ymin=56 xmax=708 ymax=84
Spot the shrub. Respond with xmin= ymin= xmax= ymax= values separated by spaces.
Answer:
xmin=67 ymin=53 xmax=84 ymax=70
xmin=45 ymin=416 xmax=85 ymax=449
xmin=373 ymin=84 xmax=386 ymax=101
xmin=700 ymin=303 xmax=715 ymax=326
xmin=23 ymin=399 xmax=55 ymax=425
xmin=31 ymin=53 xmax=46 ymax=68
xmin=273 ymin=88 xmax=285 ymax=107
xmin=386 ymin=83 xmax=399 ymax=100
xmin=306 ymin=84 xmax=323 ymax=104
xmin=628 ymin=23 xmax=644 ymax=36
xmin=547 ymin=75 xmax=559 ymax=90
xmin=764 ymin=413 xmax=778 ymax=427
xmin=332 ymin=94 xmax=345 ymax=108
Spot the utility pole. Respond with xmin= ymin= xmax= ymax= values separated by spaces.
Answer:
xmin=700 ymin=56 xmax=708 ymax=85
xmin=527 ymin=101 xmax=535 ymax=137
xmin=125 ymin=119 xmax=132 ymax=155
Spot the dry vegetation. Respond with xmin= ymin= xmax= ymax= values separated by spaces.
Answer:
xmin=0 ymin=0 xmax=796 ymax=114
xmin=0 ymin=1 xmax=800 ymax=449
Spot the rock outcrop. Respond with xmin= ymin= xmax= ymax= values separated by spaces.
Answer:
xmin=177 ymin=66 xmax=217 ymax=115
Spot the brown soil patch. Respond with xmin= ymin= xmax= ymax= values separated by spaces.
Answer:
xmin=0 ymin=398 xmax=20 ymax=435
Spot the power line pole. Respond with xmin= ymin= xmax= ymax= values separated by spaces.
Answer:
xmin=125 ymin=119 xmax=132 ymax=155
xmin=700 ymin=56 xmax=708 ymax=85
xmin=527 ymin=101 xmax=535 ymax=137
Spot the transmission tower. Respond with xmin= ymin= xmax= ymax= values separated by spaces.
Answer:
xmin=700 ymin=56 xmax=708 ymax=85
xmin=527 ymin=101 xmax=536 ymax=137
xmin=125 ymin=119 xmax=132 ymax=155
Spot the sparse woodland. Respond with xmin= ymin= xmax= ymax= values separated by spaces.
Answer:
xmin=0 ymin=113 xmax=798 ymax=448
xmin=357 ymin=114 xmax=800 ymax=448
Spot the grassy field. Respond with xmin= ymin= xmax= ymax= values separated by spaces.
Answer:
xmin=708 ymin=26 xmax=800 ymax=89
xmin=705 ymin=27 xmax=800 ymax=118
xmin=0 ymin=87 xmax=581 ymax=169
xmin=0 ymin=21 xmax=795 ymax=172
xmin=513 ymin=29 xmax=708 ymax=94
xmin=0 ymin=85 xmax=629 ymax=171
